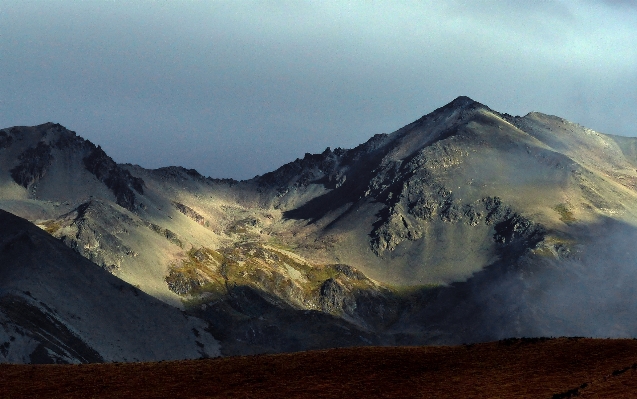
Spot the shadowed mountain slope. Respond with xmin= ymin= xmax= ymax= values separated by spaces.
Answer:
xmin=0 ymin=209 xmax=219 ymax=363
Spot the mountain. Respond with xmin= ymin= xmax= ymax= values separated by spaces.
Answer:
xmin=0 ymin=209 xmax=219 ymax=363
xmin=3 ymin=96 xmax=637 ymax=359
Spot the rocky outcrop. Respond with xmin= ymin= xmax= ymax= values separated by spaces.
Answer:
xmin=379 ymin=199 xmax=541 ymax=254
xmin=48 ymin=200 xmax=139 ymax=273
xmin=144 ymin=222 xmax=184 ymax=248
xmin=256 ymin=147 xmax=341 ymax=190
xmin=486 ymin=198 xmax=544 ymax=245
xmin=164 ymin=247 xmax=223 ymax=297
xmin=165 ymin=268 xmax=208 ymax=296
xmin=83 ymin=144 xmax=145 ymax=211
xmin=10 ymin=142 xmax=53 ymax=188
xmin=257 ymin=132 xmax=396 ymax=198
xmin=0 ymin=130 xmax=13 ymax=149
xmin=319 ymin=278 xmax=346 ymax=313
xmin=319 ymin=278 xmax=360 ymax=315
xmin=371 ymin=178 xmax=544 ymax=254
xmin=172 ymin=201 xmax=206 ymax=225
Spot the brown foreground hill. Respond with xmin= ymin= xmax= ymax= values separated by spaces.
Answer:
xmin=2 ymin=338 xmax=637 ymax=398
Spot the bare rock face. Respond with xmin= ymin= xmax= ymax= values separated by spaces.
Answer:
xmin=255 ymin=132 xmax=396 ymax=213
xmin=1 ymin=123 xmax=146 ymax=213
xmin=319 ymin=278 xmax=353 ymax=314
xmin=366 ymin=126 xmax=545 ymax=255
xmin=83 ymin=144 xmax=144 ymax=211
xmin=144 ymin=222 xmax=184 ymax=248
xmin=0 ymin=130 xmax=14 ymax=149
xmin=172 ymin=201 xmax=206 ymax=225
xmin=45 ymin=200 xmax=139 ymax=273
xmin=10 ymin=142 xmax=53 ymax=188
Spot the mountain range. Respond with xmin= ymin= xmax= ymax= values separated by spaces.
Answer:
xmin=2 ymin=96 xmax=637 ymax=362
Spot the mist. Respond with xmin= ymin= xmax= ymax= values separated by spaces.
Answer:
xmin=411 ymin=216 xmax=637 ymax=343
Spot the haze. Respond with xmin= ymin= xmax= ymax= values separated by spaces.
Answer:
xmin=1 ymin=0 xmax=636 ymax=179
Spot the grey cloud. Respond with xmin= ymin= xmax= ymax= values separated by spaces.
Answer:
xmin=1 ymin=1 xmax=636 ymax=179
xmin=595 ymin=0 xmax=637 ymax=8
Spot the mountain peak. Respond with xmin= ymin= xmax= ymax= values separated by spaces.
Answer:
xmin=422 ymin=96 xmax=486 ymax=120
xmin=446 ymin=95 xmax=485 ymax=109
xmin=451 ymin=95 xmax=478 ymax=105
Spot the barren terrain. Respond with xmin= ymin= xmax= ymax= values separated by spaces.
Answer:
xmin=3 ymin=338 xmax=637 ymax=398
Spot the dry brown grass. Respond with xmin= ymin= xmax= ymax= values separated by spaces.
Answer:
xmin=3 ymin=338 xmax=637 ymax=398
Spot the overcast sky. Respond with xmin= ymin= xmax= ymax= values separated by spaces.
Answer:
xmin=1 ymin=1 xmax=636 ymax=179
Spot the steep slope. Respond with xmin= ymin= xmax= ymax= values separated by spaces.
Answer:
xmin=0 ymin=124 xmax=390 ymax=356
xmin=234 ymin=96 xmax=637 ymax=288
xmin=0 ymin=209 xmax=219 ymax=363
xmin=0 ymin=124 xmax=226 ymax=306
xmin=0 ymin=123 xmax=143 ymax=213
xmin=119 ymin=97 xmax=637 ymax=347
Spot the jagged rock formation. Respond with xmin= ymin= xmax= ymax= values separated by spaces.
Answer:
xmin=0 ymin=123 xmax=145 ymax=211
xmin=10 ymin=142 xmax=53 ymax=188
xmin=83 ymin=144 xmax=144 ymax=211
xmin=172 ymin=201 xmax=206 ymax=225
xmin=144 ymin=221 xmax=184 ymax=248
xmin=45 ymin=200 xmax=139 ymax=272
xmin=0 ymin=130 xmax=13 ymax=149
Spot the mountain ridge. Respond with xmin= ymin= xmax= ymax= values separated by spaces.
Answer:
xmin=2 ymin=96 xmax=637 ymax=359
